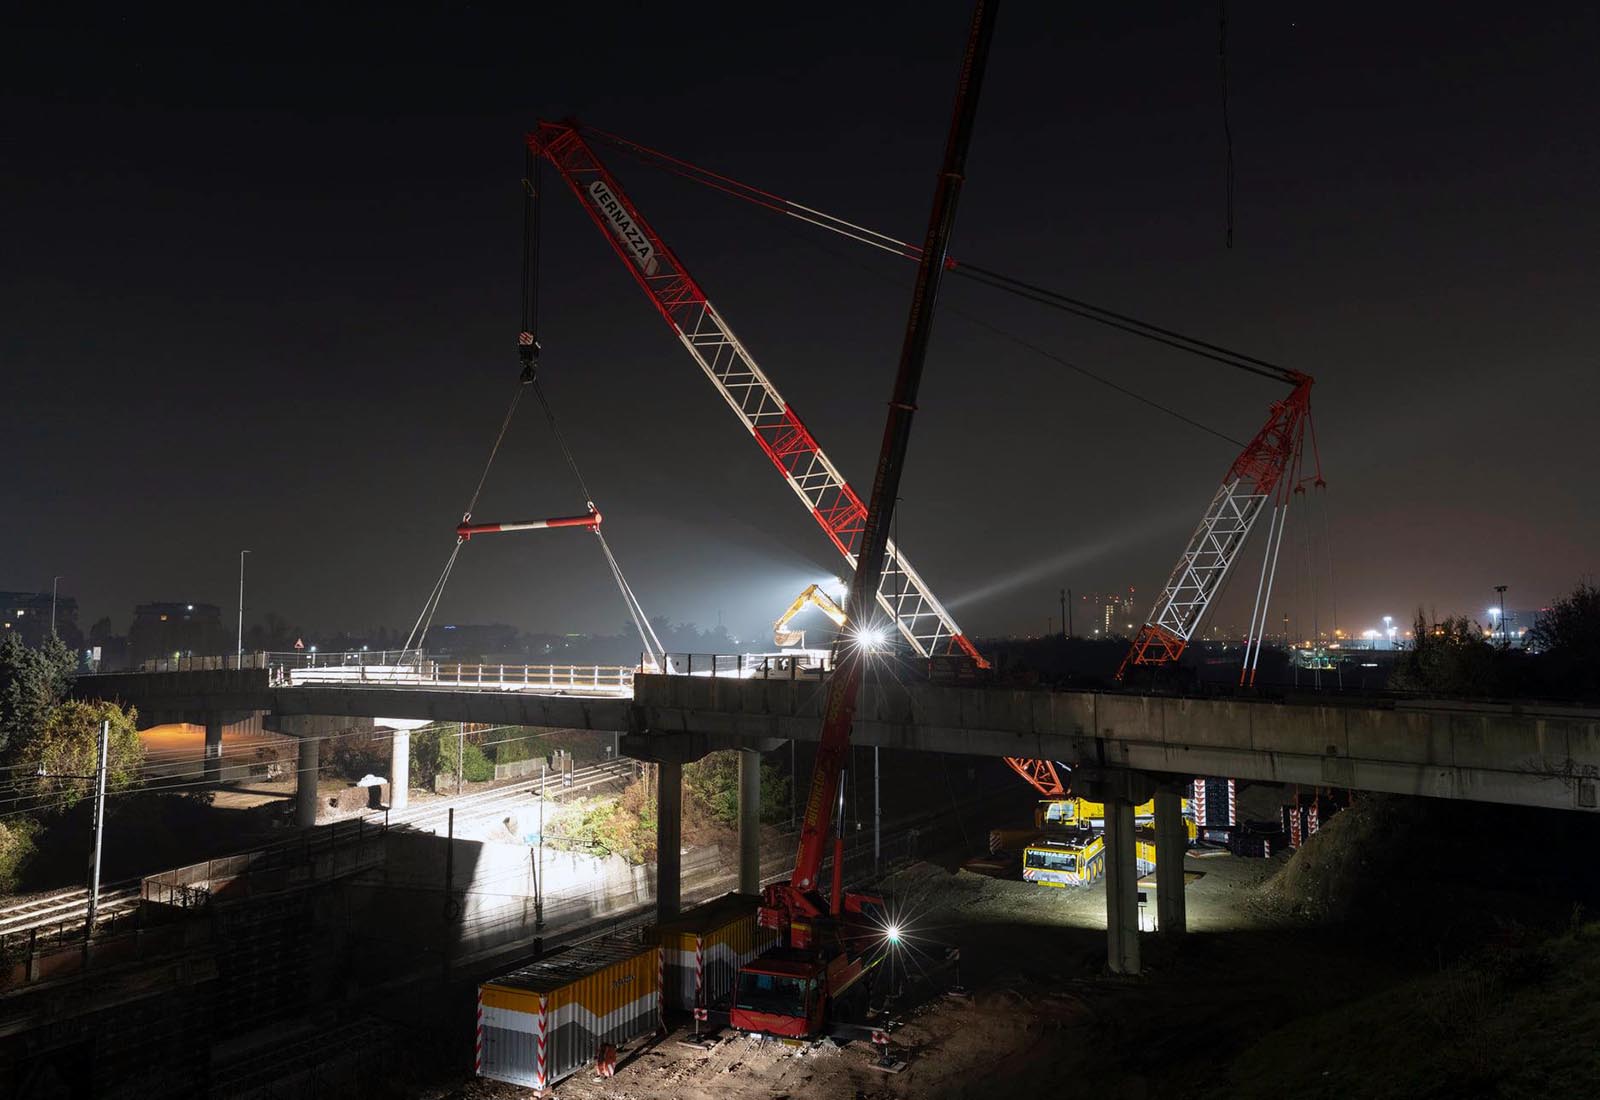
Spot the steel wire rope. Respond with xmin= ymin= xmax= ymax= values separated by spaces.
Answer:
xmin=697 ymin=168 xmax=1248 ymax=450
xmin=525 ymin=375 xmax=665 ymax=667
xmin=580 ymin=122 xmax=1302 ymax=383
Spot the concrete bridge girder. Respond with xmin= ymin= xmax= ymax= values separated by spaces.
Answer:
xmin=628 ymin=676 xmax=1600 ymax=814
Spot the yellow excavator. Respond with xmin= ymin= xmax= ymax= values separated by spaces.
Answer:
xmin=773 ymin=584 xmax=848 ymax=648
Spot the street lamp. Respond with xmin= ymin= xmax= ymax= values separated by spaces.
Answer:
xmin=237 ymin=550 xmax=251 ymax=660
xmin=50 ymin=576 xmax=62 ymax=637
xmin=1493 ymin=585 xmax=1508 ymax=646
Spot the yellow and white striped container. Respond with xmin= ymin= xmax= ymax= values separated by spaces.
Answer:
xmin=477 ymin=937 xmax=659 ymax=1091
xmin=647 ymin=893 xmax=777 ymax=1012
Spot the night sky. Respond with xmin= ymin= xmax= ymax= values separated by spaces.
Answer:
xmin=4 ymin=3 xmax=1597 ymax=645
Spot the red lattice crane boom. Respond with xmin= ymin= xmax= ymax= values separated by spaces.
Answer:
xmin=1116 ymin=373 xmax=1318 ymax=683
xmin=525 ymin=121 xmax=984 ymax=669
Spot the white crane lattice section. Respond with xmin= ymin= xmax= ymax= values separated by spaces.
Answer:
xmin=677 ymin=303 xmax=964 ymax=658
xmin=1149 ymin=478 xmax=1268 ymax=643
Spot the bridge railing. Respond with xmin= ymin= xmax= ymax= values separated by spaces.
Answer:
xmin=650 ymin=651 xmax=835 ymax=680
xmin=427 ymin=663 xmax=636 ymax=693
xmin=138 ymin=649 xmax=429 ymax=674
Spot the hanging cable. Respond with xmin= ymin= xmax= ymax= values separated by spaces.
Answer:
xmin=514 ymin=151 xmax=664 ymax=670
xmin=580 ymin=122 xmax=1302 ymax=384
xmin=1219 ymin=0 xmax=1236 ymax=249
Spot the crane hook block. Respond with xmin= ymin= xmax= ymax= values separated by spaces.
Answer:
xmin=456 ymin=509 xmax=602 ymax=541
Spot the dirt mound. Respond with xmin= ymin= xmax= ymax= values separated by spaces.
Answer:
xmin=1256 ymin=796 xmax=1412 ymax=922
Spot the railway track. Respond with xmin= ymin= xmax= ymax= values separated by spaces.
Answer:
xmin=372 ymin=760 xmax=633 ymax=837
xmin=0 ymin=882 xmax=143 ymax=938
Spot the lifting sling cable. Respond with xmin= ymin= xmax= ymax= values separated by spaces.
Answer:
xmin=519 ymin=153 xmax=663 ymax=670
xmin=528 ymin=374 xmax=667 ymax=670
xmin=400 ymin=379 xmax=528 ymax=659
xmin=402 ymin=154 xmax=666 ymax=669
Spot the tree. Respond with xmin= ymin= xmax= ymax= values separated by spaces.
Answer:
xmin=1389 ymin=610 xmax=1506 ymax=696
xmin=0 ymin=633 xmax=77 ymax=756
xmin=684 ymin=751 xmax=790 ymax=828
xmin=23 ymin=700 xmax=145 ymax=814
xmin=0 ymin=817 xmax=39 ymax=893
xmin=1528 ymin=582 xmax=1600 ymax=697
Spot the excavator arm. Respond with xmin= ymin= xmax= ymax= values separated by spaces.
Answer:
xmin=773 ymin=584 xmax=849 ymax=647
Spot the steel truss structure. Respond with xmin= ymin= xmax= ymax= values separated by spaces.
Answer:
xmin=1118 ymin=374 xmax=1317 ymax=681
xmin=528 ymin=121 xmax=982 ymax=664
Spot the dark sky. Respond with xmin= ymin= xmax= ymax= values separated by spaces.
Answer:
xmin=4 ymin=2 xmax=1596 ymax=646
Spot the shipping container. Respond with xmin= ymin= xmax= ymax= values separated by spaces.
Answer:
xmin=477 ymin=938 xmax=660 ymax=1091
xmin=647 ymin=892 xmax=777 ymax=1011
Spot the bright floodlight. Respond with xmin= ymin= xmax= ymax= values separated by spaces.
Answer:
xmin=885 ymin=923 xmax=902 ymax=944
xmin=854 ymin=626 xmax=889 ymax=652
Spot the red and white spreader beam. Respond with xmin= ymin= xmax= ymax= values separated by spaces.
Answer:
xmin=456 ymin=507 xmax=601 ymax=541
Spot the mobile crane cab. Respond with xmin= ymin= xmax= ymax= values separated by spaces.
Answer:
xmin=731 ymin=905 xmax=890 ymax=1037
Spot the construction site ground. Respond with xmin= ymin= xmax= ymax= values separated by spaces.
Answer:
xmin=440 ymin=852 xmax=1321 ymax=1100
xmin=437 ymin=793 xmax=1600 ymax=1100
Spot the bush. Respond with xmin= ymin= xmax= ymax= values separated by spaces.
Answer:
xmin=566 ymin=776 xmax=656 ymax=864
xmin=323 ymin=728 xmax=388 ymax=781
xmin=0 ymin=816 xmax=39 ymax=892
xmin=460 ymin=740 xmax=493 ymax=782
xmin=684 ymin=751 xmax=790 ymax=829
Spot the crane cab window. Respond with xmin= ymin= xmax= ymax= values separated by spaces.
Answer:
xmin=736 ymin=972 xmax=812 ymax=1018
xmin=1025 ymin=848 xmax=1078 ymax=872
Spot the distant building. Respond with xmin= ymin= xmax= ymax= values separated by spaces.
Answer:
xmin=129 ymin=602 xmax=226 ymax=666
xmin=0 ymin=590 xmax=82 ymax=649
xmin=1082 ymin=587 xmax=1138 ymax=638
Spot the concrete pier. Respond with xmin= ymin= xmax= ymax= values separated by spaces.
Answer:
xmin=738 ymin=748 xmax=760 ymax=894
xmin=656 ymin=760 xmax=682 ymax=921
xmin=296 ymin=735 xmax=319 ymax=828
xmin=390 ymin=727 xmax=410 ymax=811
xmin=203 ymin=715 xmax=223 ymax=783
xmin=1103 ymin=795 xmax=1140 ymax=975
xmin=1154 ymin=787 xmax=1188 ymax=936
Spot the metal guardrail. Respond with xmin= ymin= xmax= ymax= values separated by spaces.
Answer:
xmin=139 ymin=649 xmax=427 ymax=674
xmin=650 ymin=651 xmax=835 ymax=680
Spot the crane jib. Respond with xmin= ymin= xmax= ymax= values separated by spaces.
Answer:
xmin=587 ymin=180 xmax=659 ymax=275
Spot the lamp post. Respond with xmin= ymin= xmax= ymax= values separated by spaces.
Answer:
xmin=50 ymin=576 xmax=62 ymax=637
xmin=1493 ymin=585 xmax=1508 ymax=646
xmin=236 ymin=550 xmax=251 ymax=661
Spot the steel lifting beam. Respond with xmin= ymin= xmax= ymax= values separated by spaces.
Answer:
xmin=526 ymin=121 xmax=983 ymax=666
xmin=456 ymin=509 xmax=602 ymax=541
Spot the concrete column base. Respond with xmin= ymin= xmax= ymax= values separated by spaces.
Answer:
xmin=738 ymin=749 xmax=761 ymax=895
xmin=1103 ymin=796 xmax=1140 ymax=975
xmin=656 ymin=761 xmax=682 ymax=921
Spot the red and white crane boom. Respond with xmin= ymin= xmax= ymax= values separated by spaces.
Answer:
xmin=525 ymin=121 xmax=984 ymax=667
xmin=1117 ymin=372 xmax=1318 ymax=683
